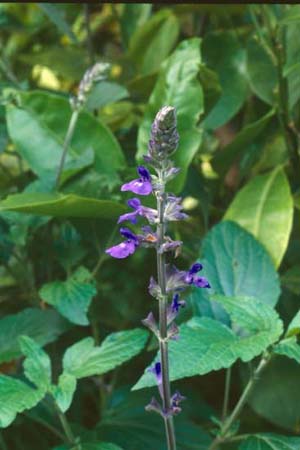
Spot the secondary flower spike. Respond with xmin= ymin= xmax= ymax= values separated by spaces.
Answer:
xmin=148 ymin=106 xmax=179 ymax=162
xmin=121 ymin=166 xmax=152 ymax=195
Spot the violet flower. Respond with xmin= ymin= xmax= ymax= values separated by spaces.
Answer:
xmin=118 ymin=198 xmax=157 ymax=225
xmin=121 ymin=166 xmax=152 ymax=195
xmin=105 ymin=227 xmax=139 ymax=259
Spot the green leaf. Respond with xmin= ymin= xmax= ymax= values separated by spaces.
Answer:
xmin=128 ymin=9 xmax=179 ymax=76
xmin=19 ymin=336 xmax=52 ymax=392
xmin=0 ymin=375 xmax=44 ymax=428
xmin=51 ymin=372 xmax=77 ymax=413
xmin=121 ymin=4 xmax=152 ymax=47
xmin=191 ymin=222 xmax=280 ymax=323
xmin=63 ymin=329 xmax=148 ymax=378
xmin=281 ymin=265 xmax=300 ymax=295
xmin=137 ymin=38 xmax=204 ymax=193
xmin=81 ymin=444 xmax=123 ymax=450
xmin=0 ymin=192 xmax=125 ymax=219
xmin=86 ymin=82 xmax=129 ymax=111
xmin=202 ymin=31 xmax=248 ymax=129
xmin=224 ymin=167 xmax=293 ymax=267
xmin=244 ymin=356 xmax=300 ymax=431
xmin=133 ymin=296 xmax=283 ymax=390
xmin=38 ymin=4 xmax=77 ymax=43
xmin=6 ymin=91 xmax=125 ymax=184
xmin=286 ymin=310 xmax=300 ymax=337
xmin=274 ymin=337 xmax=300 ymax=364
xmin=39 ymin=266 xmax=97 ymax=326
xmin=212 ymin=109 xmax=275 ymax=175
xmin=285 ymin=17 xmax=300 ymax=110
xmin=239 ymin=433 xmax=300 ymax=450
xmin=280 ymin=5 xmax=300 ymax=25
xmin=0 ymin=308 xmax=69 ymax=364
xmin=98 ymin=388 xmax=211 ymax=450
xmin=246 ymin=37 xmax=278 ymax=105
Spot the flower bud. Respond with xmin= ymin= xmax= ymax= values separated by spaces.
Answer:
xmin=148 ymin=106 xmax=179 ymax=162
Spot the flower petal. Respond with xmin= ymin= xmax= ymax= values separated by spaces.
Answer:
xmin=105 ymin=240 xmax=136 ymax=259
xmin=121 ymin=179 xmax=152 ymax=195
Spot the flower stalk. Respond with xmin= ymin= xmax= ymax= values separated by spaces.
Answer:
xmin=106 ymin=105 xmax=210 ymax=450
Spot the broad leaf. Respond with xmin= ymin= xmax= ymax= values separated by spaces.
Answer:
xmin=239 ymin=434 xmax=300 ymax=450
xmin=128 ymin=9 xmax=179 ymax=76
xmin=19 ymin=336 xmax=52 ymax=392
xmin=137 ymin=38 xmax=204 ymax=193
xmin=98 ymin=388 xmax=211 ymax=450
xmin=281 ymin=265 xmax=300 ymax=295
xmin=86 ymin=82 xmax=129 ymax=111
xmin=286 ymin=310 xmax=300 ymax=337
xmin=6 ymin=91 xmax=125 ymax=184
xmin=202 ymin=31 xmax=248 ymax=129
xmin=0 ymin=192 xmax=125 ymax=219
xmin=245 ymin=357 xmax=300 ymax=431
xmin=38 ymin=4 xmax=77 ymax=43
xmin=133 ymin=296 xmax=283 ymax=390
xmin=0 ymin=375 xmax=44 ymax=428
xmin=246 ymin=37 xmax=278 ymax=105
xmin=274 ymin=337 xmax=300 ymax=364
xmin=63 ymin=329 xmax=148 ymax=378
xmin=284 ymin=8 xmax=300 ymax=110
xmin=39 ymin=266 xmax=96 ymax=326
xmin=51 ymin=372 xmax=77 ymax=413
xmin=190 ymin=221 xmax=280 ymax=323
xmin=0 ymin=308 xmax=69 ymax=364
xmin=225 ymin=168 xmax=293 ymax=267
xmin=121 ymin=4 xmax=152 ymax=47
xmin=212 ymin=109 xmax=274 ymax=175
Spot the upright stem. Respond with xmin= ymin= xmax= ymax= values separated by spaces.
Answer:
xmin=156 ymin=171 xmax=177 ymax=450
xmin=55 ymin=109 xmax=79 ymax=189
xmin=54 ymin=403 xmax=81 ymax=449
xmin=209 ymin=355 xmax=270 ymax=450
xmin=222 ymin=367 xmax=232 ymax=421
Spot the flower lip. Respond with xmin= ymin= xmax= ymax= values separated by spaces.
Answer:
xmin=189 ymin=263 xmax=203 ymax=274
xmin=120 ymin=227 xmax=138 ymax=242
xmin=127 ymin=198 xmax=141 ymax=209
xmin=137 ymin=166 xmax=151 ymax=181
xmin=121 ymin=166 xmax=152 ymax=196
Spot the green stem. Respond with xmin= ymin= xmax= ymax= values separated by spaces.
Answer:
xmin=222 ymin=367 xmax=232 ymax=421
xmin=209 ymin=355 xmax=270 ymax=450
xmin=55 ymin=109 xmax=79 ymax=189
xmin=156 ymin=172 xmax=177 ymax=450
xmin=54 ymin=404 xmax=81 ymax=449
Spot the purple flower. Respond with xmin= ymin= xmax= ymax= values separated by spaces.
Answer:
xmin=185 ymin=262 xmax=210 ymax=288
xmin=105 ymin=227 xmax=139 ymax=259
xmin=145 ymin=397 xmax=162 ymax=415
xmin=158 ymin=238 xmax=182 ymax=255
xmin=121 ymin=166 xmax=152 ymax=196
xmin=118 ymin=198 xmax=158 ymax=225
xmin=164 ymin=195 xmax=188 ymax=222
xmin=165 ymin=263 xmax=210 ymax=292
xmin=148 ymin=361 xmax=163 ymax=398
xmin=170 ymin=391 xmax=186 ymax=415
xmin=167 ymin=293 xmax=186 ymax=324
xmin=141 ymin=311 xmax=158 ymax=336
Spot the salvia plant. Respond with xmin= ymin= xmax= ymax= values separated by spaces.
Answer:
xmin=106 ymin=106 xmax=210 ymax=449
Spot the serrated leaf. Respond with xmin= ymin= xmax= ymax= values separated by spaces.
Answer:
xmin=274 ymin=337 xmax=300 ymax=363
xmin=239 ymin=433 xmax=300 ymax=449
xmin=225 ymin=168 xmax=293 ymax=267
xmin=0 ymin=192 xmax=125 ymax=219
xmin=19 ymin=336 xmax=51 ymax=392
xmin=0 ymin=375 xmax=44 ymax=428
xmin=63 ymin=329 xmax=148 ymax=378
xmin=0 ymin=308 xmax=69 ymax=364
xmin=39 ymin=266 xmax=97 ymax=325
xmin=136 ymin=38 xmax=204 ymax=193
xmin=98 ymin=388 xmax=211 ymax=450
xmin=51 ymin=372 xmax=77 ymax=413
xmin=133 ymin=296 xmax=283 ymax=390
xmin=190 ymin=222 xmax=280 ymax=323
xmin=286 ymin=310 xmax=300 ymax=337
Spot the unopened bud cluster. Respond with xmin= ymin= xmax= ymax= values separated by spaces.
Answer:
xmin=71 ymin=62 xmax=110 ymax=110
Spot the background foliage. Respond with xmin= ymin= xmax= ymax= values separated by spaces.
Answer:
xmin=0 ymin=3 xmax=300 ymax=450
